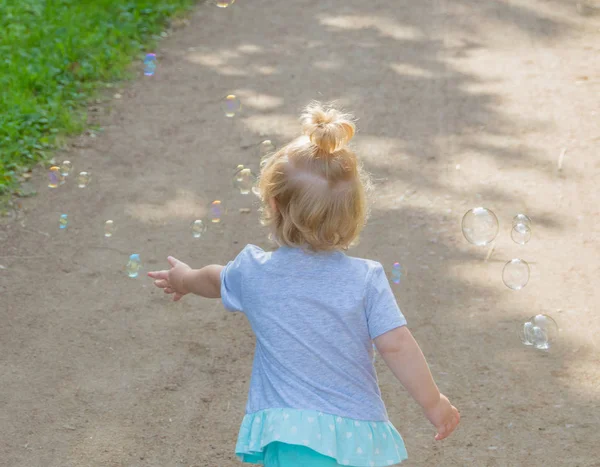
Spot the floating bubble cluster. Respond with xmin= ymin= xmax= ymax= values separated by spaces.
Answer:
xmin=223 ymin=95 xmax=241 ymax=117
xmin=191 ymin=219 xmax=207 ymax=238
xmin=59 ymin=214 xmax=68 ymax=229
xmin=127 ymin=254 xmax=141 ymax=278
xmin=502 ymin=258 xmax=530 ymax=290
xmin=60 ymin=160 xmax=73 ymax=177
xmin=144 ymin=53 xmax=157 ymax=76
xmin=520 ymin=314 xmax=558 ymax=350
xmin=104 ymin=220 xmax=115 ymax=237
xmin=48 ymin=166 xmax=62 ymax=188
xmin=233 ymin=166 xmax=256 ymax=195
xmin=77 ymin=171 xmax=91 ymax=188
xmin=511 ymin=214 xmax=532 ymax=245
xmin=461 ymin=207 xmax=499 ymax=246
xmin=210 ymin=200 xmax=223 ymax=223
xmin=391 ymin=262 xmax=402 ymax=284
xmin=215 ymin=0 xmax=235 ymax=7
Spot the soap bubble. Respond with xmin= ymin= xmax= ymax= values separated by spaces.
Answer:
xmin=233 ymin=167 xmax=256 ymax=195
xmin=511 ymin=214 xmax=532 ymax=245
xmin=259 ymin=140 xmax=275 ymax=158
xmin=210 ymin=200 xmax=222 ymax=223
xmin=60 ymin=160 xmax=73 ymax=177
xmin=502 ymin=258 xmax=530 ymax=290
xmin=126 ymin=254 xmax=141 ymax=278
xmin=104 ymin=220 xmax=115 ymax=237
xmin=144 ymin=53 xmax=157 ymax=76
xmin=391 ymin=262 xmax=402 ymax=284
xmin=520 ymin=314 xmax=558 ymax=350
xmin=461 ymin=207 xmax=499 ymax=246
xmin=191 ymin=219 xmax=207 ymax=238
xmin=59 ymin=214 xmax=68 ymax=229
xmin=511 ymin=223 xmax=532 ymax=245
xmin=77 ymin=171 xmax=91 ymax=188
xmin=223 ymin=95 xmax=241 ymax=117
xmin=215 ymin=0 xmax=235 ymax=7
xmin=48 ymin=166 xmax=62 ymax=188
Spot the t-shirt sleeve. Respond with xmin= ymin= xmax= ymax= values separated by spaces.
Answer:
xmin=365 ymin=263 xmax=407 ymax=339
xmin=220 ymin=245 xmax=256 ymax=313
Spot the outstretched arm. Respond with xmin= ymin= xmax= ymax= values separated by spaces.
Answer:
xmin=148 ymin=256 xmax=223 ymax=301
xmin=375 ymin=326 xmax=460 ymax=440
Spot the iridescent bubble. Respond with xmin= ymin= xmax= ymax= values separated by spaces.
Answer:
xmin=511 ymin=223 xmax=532 ymax=245
xmin=59 ymin=214 xmax=68 ymax=229
xmin=48 ymin=166 xmax=62 ymax=188
xmin=223 ymin=95 xmax=241 ymax=117
xmin=143 ymin=53 xmax=157 ymax=76
xmin=77 ymin=171 xmax=91 ymax=188
xmin=391 ymin=262 xmax=402 ymax=284
xmin=520 ymin=314 xmax=558 ymax=350
xmin=210 ymin=200 xmax=222 ymax=223
xmin=126 ymin=254 xmax=141 ymax=278
xmin=191 ymin=219 xmax=207 ymax=238
xmin=60 ymin=160 xmax=73 ymax=177
xmin=233 ymin=167 xmax=256 ymax=195
xmin=511 ymin=214 xmax=532 ymax=245
xmin=259 ymin=140 xmax=275 ymax=158
xmin=215 ymin=0 xmax=235 ymax=7
xmin=461 ymin=207 xmax=499 ymax=246
xmin=104 ymin=220 xmax=115 ymax=237
xmin=502 ymin=258 xmax=530 ymax=290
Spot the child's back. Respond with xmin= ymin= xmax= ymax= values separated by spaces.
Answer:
xmin=222 ymin=244 xmax=405 ymax=421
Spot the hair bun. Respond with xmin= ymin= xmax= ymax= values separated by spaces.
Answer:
xmin=301 ymin=101 xmax=355 ymax=154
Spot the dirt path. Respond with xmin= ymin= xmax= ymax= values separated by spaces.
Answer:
xmin=1 ymin=0 xmax=599 ymax=466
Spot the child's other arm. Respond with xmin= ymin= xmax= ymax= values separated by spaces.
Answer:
xmin=375 ymin=326 xmax=460 ymax=440
xmin=148 ymin=256 xmax=223 ymax=301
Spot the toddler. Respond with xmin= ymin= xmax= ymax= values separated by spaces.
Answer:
xmin=148 ymin=102 xmax=459 ymax=466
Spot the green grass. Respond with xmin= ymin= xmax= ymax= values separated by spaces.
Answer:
xmin=0 ymin=0 xmax=195 ymax=194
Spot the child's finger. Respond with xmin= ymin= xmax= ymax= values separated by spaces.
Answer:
xmin=153 ymin=279 xmax=169 ymax=288
xmin=148 ymin=270 xmax=168 ymax=280
xmin=173 ymin=292 xmax=183 ymax=301
xmin=167 ymin=256 xmax=182 ymax=268
xmin=164 ymin=287 xmax=175 ymax=294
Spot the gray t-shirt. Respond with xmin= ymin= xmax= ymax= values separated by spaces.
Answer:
xmin=220 ymin=244 xmax=407 ymax=421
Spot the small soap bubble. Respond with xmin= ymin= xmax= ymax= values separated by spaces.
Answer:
xmin=461 ymin=207 xmax=499 ymax=246
xmin=104 ymin=220 xmax=115 ymax=237
xmin=520 ymin=314 xmax=558 ymax=350
xmin=60 ymin=160 xmax=73 ymax=177
xmin=511 ymin=213 xmax=532 ymax=245
xmin=511 ymin=223 xmax=532 ymax=245
xmin=391 ymin=262 xmax=402 ymax=284
xmin=59 ymin=214 xmax=68 ymax=229
xmin=76 ymin=171 xmax=91 ymax=188
xmin=215 ymin=0 xmax=235 ymax=7
xmin=210 ymin=200 xmax=222 ymax=223
xmin=259 ymin=140 xmax=275 ymax=158
xmin=223 ymin=95 xmax=241 ymax=117
xmin=143 ymin=53 xmax=157 ymax=76
xmin=126 ymin=254 xmax=141 ymax=278
xmin=191 ymin=219 xmax=207 ymax=238
xmin=502 ymin=258 xmax=530 ymax=290
xmin=233 ymin=167 xmax=256 ymax=195
xmin=48 ymin=166 xmax=62 ymax=188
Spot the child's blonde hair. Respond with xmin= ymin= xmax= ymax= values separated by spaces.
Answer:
xmin=257 ymin=101 xmax=371 ymax=251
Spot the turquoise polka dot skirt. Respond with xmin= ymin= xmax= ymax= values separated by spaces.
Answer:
xmin=235 ymin=408 xmax=408 ymax=466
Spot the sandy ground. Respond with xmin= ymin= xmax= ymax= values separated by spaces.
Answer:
xmin=1 ymin=0 xmax=600 ymax=466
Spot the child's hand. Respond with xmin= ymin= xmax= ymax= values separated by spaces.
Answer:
xmin=147 ymin=256 xmax=192 ymax=301
xmin=424 ymin=394 xmax=460 ymax=441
